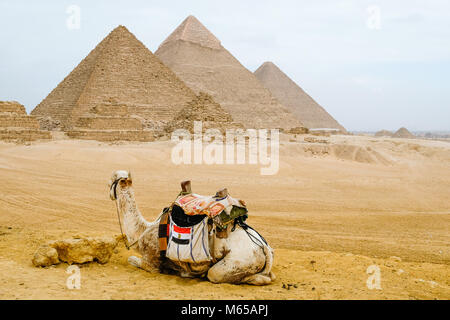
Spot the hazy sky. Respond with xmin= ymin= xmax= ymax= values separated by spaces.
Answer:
xmin=1 ymin=0 xmax=449 ymax=131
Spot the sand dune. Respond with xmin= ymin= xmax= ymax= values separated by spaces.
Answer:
xmin=0 ymin=134 xmax=449 ymax=299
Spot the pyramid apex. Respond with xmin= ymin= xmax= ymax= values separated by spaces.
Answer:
xmin=255 ymin=61 xmax=281 ymax=74
xmin=110 ymin=25 xmax=131 ymax=34
xmin=159 ymin=15 xmax=222 ymax=49
xmin=262 ymin=61 xmax=276 ymax=66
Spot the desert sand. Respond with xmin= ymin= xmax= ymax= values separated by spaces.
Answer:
xmin=0 ymin=134 xmax=449 ymax=299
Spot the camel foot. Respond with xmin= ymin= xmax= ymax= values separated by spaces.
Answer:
xmin=180 ymin=271 xmax=196 ymax=278
xmin=241 ymin=274 xmax=273 ymax=286
xmin=128 ymin=256 xmax=142 ymax=268
xmin=128 ymin=255 xmax=159 ymax=273
xmin=269 ymin=271 xmax=276 ymax=281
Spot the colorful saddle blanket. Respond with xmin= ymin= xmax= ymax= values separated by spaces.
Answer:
xmin=175 ymin=193 xmax=247 ymax=228
xmin=161 ymin=193 xmax=248 ymax=264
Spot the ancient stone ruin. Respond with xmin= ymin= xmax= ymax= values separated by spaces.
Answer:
xmin=164 ymin=92 xmax=243 ymax=134
xmin=254 ymin=62 xmax=346 ymax=133
xmin=375 ymin=130 xmax=394 ymax=137
xmin=0 ymin=101 xmax=51 ymax=142
xmin=32 ymin=25 xmax=204 ymax=141
xmin=392 ymin=127 xmax=416 ymax=139
xmin=155 ymin=16 xmax=304 ymax=131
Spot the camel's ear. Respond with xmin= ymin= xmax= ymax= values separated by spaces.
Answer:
xmin=128 ymin=171 xmax=132 ymax=181
xmin=215 ymin=188 xmax=228 ymax=198
xmin=181 ymin=180 xmax=192 ymax=193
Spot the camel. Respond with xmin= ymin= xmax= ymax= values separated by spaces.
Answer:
xmin=109 ymin=170 xmax=275 ymax=285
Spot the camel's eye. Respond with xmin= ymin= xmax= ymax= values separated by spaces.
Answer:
xmin=127 ymin=180 xmax=132 ymax=186
xmin=119 ymin=180 xmax=127 ymax=187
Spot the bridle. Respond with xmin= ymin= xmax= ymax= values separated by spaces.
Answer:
xmin=110 ymin=178 xmax=138 ymax=250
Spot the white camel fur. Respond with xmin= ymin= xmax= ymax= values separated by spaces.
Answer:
xmin=109 ymin=170 xmax=275 ymax=285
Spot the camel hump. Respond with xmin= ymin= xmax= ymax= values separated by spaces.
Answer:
xmin=215 ymin=188 xmax=228 ymax=198
xmin=181 ymin=180 xmax=192 ymax=193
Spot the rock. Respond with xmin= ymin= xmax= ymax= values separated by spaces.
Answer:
xmin=389 ymin=256 xmax=402 ymax=262
xmin=49 ymin=237 xmax=118 ymax=264
xmin=32 ymin=245 xmax=60 ymax=267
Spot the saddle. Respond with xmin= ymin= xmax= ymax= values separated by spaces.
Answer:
xmin=158 ymin=181 xmax=248 ymax=264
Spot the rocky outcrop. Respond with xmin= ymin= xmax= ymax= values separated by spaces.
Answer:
xmin=32 ymin=245 xmax=60 ymax=267
xmin=32 ymin=236 xmax=119 ymax=267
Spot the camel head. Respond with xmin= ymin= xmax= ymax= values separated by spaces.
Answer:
xmin=109 ymin=170 xmax=133 ymax=200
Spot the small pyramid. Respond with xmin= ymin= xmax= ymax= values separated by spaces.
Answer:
xmin=0 ymin=101 xmax=51 ymax=142
xmin=156 ymin=16 xmax=304 ymax=130
xmin=392 ymin=127 xmax=415 ymax=139
xmin=375 ymin=130 xmax=393 ymax=137
xmin=165 ymin=92 xmax=243 ymax=134
xmin=32 ymin=25 xmax=198 ymax=138
xmin=254 ymin=62 xmax=346 ymax=132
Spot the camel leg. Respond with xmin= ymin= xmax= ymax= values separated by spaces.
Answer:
xmin=207 ymin=258 xmax=247 ymax=284
xmin=207 ymin=247 xmax=275 ymax=285
xmin=207 ymin=253 xmax=264 ymax=284
xmin=128 ymin=256 xmax=158 ymax=273
xmin=241 ymin=274 xmax=273 ymax=286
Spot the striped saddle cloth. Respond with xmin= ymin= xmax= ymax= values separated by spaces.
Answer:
xmin=160 ymin=193 xmax=247 ymax=264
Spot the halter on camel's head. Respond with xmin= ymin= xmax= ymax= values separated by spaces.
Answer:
xmin=109 ymin=170 xmax=132 ymax=201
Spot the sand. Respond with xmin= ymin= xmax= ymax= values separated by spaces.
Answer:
xmin=0 ymin=134 xmax=449 ymax=299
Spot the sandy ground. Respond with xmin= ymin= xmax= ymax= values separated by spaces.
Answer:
xmin=0 ymin=134 xmax=449 ymax=300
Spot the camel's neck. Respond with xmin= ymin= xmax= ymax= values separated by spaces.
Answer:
xmin=116 ymin=187 xmax=152 ymax=244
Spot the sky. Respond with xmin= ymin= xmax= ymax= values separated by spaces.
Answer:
xmin=0 ymin=0 xmax=449 ymax=131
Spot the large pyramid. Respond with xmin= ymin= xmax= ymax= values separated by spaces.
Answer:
xmin=155 ymin=16 xmax=304 ymax=130
xmin=254 ymin=62 xmax=346 ymax=133
xmin=31 ymin=25 xmax=199 ymax=138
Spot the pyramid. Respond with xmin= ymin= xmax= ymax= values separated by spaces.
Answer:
xmin=392 ymin=127 xmax=415 ymax=139
xmin=164 ymin=92 xmax=243 ymax=134
xmin=155 ymin=16 xmax=304 ymax=130
xmin=375 ymin=130 xmax=393 ymax=137
xmin=0 ymin=101 xmax=51 ymax=142
xmin=31 ymin=25 xmax=199 ymax=140
xmin=254 ymin=62 xmax=346 ymax=133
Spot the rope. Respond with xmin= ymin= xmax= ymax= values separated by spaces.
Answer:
xmin=232 ymin=217 xmax=267 ymax=251
xmin=112 ymin=179 xmax=138 ymax=251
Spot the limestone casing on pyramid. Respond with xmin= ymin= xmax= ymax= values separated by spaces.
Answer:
xmin=155 ymin=16 xmax=305 ymax=131
xmin=254 ymin=62 xmax=346 ymax=133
